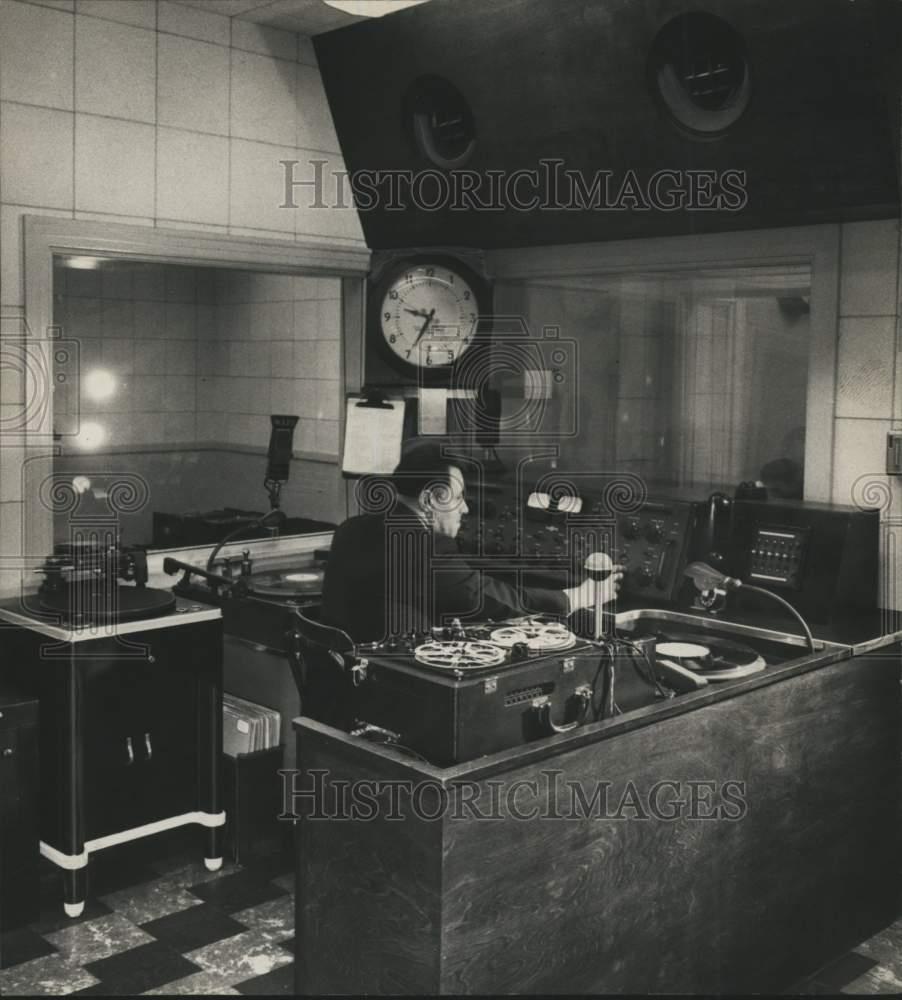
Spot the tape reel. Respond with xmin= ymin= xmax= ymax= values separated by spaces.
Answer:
xmin=413 ymin=639 xmax=507 ymax=671
xmin=489 ymin=620 xmax=576 ymax=652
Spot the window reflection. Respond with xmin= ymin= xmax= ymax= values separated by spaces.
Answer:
xmin=494 ymin=266 xmax=811 ymax=496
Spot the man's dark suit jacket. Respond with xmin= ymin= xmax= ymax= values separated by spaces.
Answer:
xmin=321 ymin=507 xmax=568 ymax=643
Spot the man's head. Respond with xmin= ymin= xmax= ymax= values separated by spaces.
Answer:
xmin=392 ymin=439 xmax=468 ymax=538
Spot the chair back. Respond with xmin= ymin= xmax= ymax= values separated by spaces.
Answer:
xmin=286 ymin=609 xmax=357 ymax=730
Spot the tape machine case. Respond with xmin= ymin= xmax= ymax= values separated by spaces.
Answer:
xmin=352 ymin=620 xmax=659 ymax=766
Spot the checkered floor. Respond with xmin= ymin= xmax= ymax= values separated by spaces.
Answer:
xmin=1 ymin=829 xmax=901 ymax=996
xmin=0 ymin=831 xmax=295 ymax=996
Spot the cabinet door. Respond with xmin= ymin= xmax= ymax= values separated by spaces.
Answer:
xmin=81 ymin=632 xmax=199 ymax=841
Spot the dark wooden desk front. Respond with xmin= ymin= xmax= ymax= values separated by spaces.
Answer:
xmin=293 ymin=643 xmax=901 ymax=995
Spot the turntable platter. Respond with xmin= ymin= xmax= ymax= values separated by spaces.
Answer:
xmin=246 ymin=568 xmax=324 ymax=599
xmin=39 ymin=585 xmax=176 ymax=624
xmin=654 ymin=632 xmax=766 ymax=681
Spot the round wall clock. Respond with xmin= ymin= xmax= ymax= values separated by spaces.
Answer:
xmin=367 ymin=255 xmax=491 ymax=384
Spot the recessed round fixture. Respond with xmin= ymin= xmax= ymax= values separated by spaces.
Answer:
xmin=403 ymin=75 xmax=476 ymax=169
xmin=648 ymin=12 xmax=751 ymax=138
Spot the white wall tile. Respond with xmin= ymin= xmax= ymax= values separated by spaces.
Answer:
xmin=158 ymin=0 xmax=229 ymax=45
xmin=293 ymin=300 xmax=317 ymax=339
xmin=230 ymin=49 xmax=296 ymax=146
xmin=318 ymin=298 xmax=341 ymax=336
xmin=313 ymin=339 xmax=339 ymax=378
xmin=75 ymin=16 xmax=156 ymax=123
xmin=133 ymin=300 xmax=166 ymax=340
xmin=156 ymin=128 xmax=229 ymax=225
xmin=165 ymin=340 xmax=197 ymax=375
xmin=165 ymin=375 xmax=195 ymax=411
xmin=296 ymin=64 xmax=339 ymax=153
xmin=831 ymin=417 xmax=893 ymax=506
xmin=270 ymin=378 xmax=296 ymax=414
xmin=19 ymin=0 xmax=74 ymax=10
xmin=314 ymin=419 xmax=338 ymax=455
xmin=0 ymin=104 xmax=74 ymax=209
xmin=74 ymin=115 xmax=155 ymax=216
xmin=76 ymin=0 xmax=155 ymax=29
xmin=291 ymin=152 xmax=364 ymax=243
xmin=158 ymin=34 xmax=229 ymax=135
xmin=840 ymin=219 xmax=900 ymax=317
xmin=231 ymin=19 xmax=296 ymax=61
xmin=101 ymin=337 xmax=134 ymax=374
xmin=134 ymin=339 xmax=166 ymax=374
xmin=0 ymin=1 xmax=74 ymax=110
xmin=836 ymin=316 xmax=895 ymax=419
xmin=293 ymin=276 xmax=318 ymax=300
xmin=248 ymin=378 xmax=271 ymax=415
xmin=164 ymin=411 xmax=196 ymax=442
xmin=229 ymin=139 xmax=296 ymax=233
xmin=131 ymin=374 xmax=164 ymax=412
xmin=101 ymin=299 xmax=134 ymax=338
xmin=196 ymin=410 xmax=223 ymax=440
xmin=165 ymin=302 xmax=195 ymax=339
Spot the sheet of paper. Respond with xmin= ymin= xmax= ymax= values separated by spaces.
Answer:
xmin=418 ymin=388 xmax=449 ymax=435
xmin=342 ymin=396 xmax=405 ymax=475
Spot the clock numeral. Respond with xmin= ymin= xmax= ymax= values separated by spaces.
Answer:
xmin=426 ymin=267 xmax=435 ymax=277
xmin=405 ymin=350 xmax=411 ymax=358
xmin=463 ymin=290 xmax=470 ymax=300
xmin=447 ymin=351 xmax=454 ymax=363
xmin=389 ymin=335 xmax=397 ymax=344
xmin=448 ymin=274 xmax=454 ymax=284
xmin=389 ymin=290 xmax=399 ymax=300
xmin=384 ymin=311 xmax=391 ymax=321
xmin=426 ymin=355 xmax=433 ymax=366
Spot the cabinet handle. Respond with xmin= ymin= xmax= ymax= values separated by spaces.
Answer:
xmin=125 ymin=736 xmax=134 ymax=765
xmin=144 ymin=732 xmax=153 ymax=761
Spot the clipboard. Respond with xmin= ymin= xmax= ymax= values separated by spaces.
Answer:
xmin=342 ymin=393 xmax=405 ymax=476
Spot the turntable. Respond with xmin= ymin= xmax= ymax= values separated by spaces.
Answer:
xmin=616 ymin=609 xmax=819 ymax=687
xmin=37 ymin=541 xmax=176 ymax=626
xmin=243 ymin=567 xmax=325 ymax=601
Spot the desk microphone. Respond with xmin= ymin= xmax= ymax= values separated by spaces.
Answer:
xmin=584 ymin=551 xmax=614 ymax=641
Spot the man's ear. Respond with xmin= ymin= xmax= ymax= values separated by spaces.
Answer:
xmin=418 ymin=486 xmax=434 ymax=512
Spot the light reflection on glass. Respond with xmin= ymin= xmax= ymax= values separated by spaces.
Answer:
xmin=73 ymin=421 xmax=106 ymax=451
xmin=84 ymin=368 xmax=117 ymax=402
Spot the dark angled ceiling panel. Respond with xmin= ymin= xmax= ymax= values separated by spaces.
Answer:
xmin=314 ymin=0 xmax=901 ymax=251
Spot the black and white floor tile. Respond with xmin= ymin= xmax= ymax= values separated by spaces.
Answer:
xmin=0 ymin=832 xmax=295 ymax=997
xmin=1 ymin=829 xmax=901 ymax=996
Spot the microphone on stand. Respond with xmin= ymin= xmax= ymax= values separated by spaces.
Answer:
xmin=683 ymin=561 xmax=815 ymax=653
xmin=584 ymin=551 xmax=614 ymax=641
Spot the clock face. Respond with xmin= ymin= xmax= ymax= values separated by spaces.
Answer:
xmin=379 ymin=264 xmax=479 ymax=368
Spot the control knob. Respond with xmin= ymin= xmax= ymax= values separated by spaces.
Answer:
xmin=623 ymin=517 xmax=640 ymax=539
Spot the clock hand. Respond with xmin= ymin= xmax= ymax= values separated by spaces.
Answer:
xmin=404 ymin=307 xmax=430 ymax=319
xmin=411 ymin=308 xmax=436 ymax=349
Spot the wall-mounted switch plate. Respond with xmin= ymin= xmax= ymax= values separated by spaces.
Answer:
xmin=887 ymin=432 xmax=902 ymax=475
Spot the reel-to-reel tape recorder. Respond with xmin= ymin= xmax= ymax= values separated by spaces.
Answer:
xmin=349 ymin=618 xmax=659 ymax=766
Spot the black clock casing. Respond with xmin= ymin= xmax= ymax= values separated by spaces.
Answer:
xmin=365 ymin=253 xmax=492 ymax=388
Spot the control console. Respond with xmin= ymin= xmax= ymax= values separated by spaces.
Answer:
xmin=457 ymin=490 xmax=702 ymax=603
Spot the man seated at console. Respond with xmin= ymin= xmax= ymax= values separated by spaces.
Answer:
xmin=321 ymin=439 xmax=623 ymax=642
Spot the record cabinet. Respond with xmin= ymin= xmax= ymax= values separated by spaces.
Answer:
xmin=0 ymin=683 xmax=39 ymax=932
xmin=0 ymin=601 xmax=224 ymax=916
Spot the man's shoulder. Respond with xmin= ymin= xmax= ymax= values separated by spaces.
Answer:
xmin=331 ymin=513 xmax=384 ymax=544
